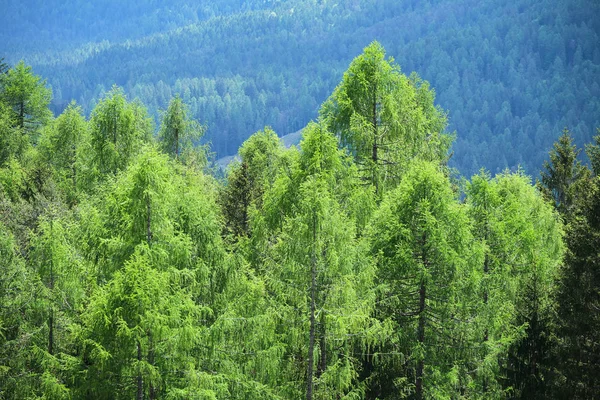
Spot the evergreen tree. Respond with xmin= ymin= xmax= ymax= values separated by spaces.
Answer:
xmin=88 ymin=86 xmax=152 ymax=178
xmin=468 ymin=171 xmax=564 ymax=398
xmin=38 ymin=101 xmax=89 ymax=204
xmin=256 ymin=123 xmax=377 ymax=398
xmin=158 ymin=95 xmax=206 ymax=163
xmin=554 ymin=146 xmax=600 ymax=398
xmin=0 ymin=222 xmax=45 ymax=399
xmin=585 ymin=128 xmax=600 ymax=176
xmin=221 ymin=127 xmax=286 ymax=239
xmin=539 ymin=129 xmax=588 ymax=216
xmin=367 ymin=160 xmax=476 ymax=399
xmin=0 ymin=61 xmax=52 ymax=135
xmin=320 ymin=42 xmax=451 ymax=196
xmin=0 ymin=99 xmax=27 ymax=166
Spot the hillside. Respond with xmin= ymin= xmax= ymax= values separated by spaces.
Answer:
xmin=2 ymin=0 xmax=599 ymax=176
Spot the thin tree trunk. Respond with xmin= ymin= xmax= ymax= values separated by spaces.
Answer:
xmin=146 ymin=195 xmax=152 ymax=246
xmin=317 ymin=312 xmax=326 ymax=378
xmin=307 ymin=211 xmax=317 ymax=400
xmin=416 ymin=231 xmax=428 ymax=400
xmin=72 ymin=145 xmax=77 ymax=195
xmin=175 ymin=127 xmax=179 ymax=159
xmin=48 ymin=219 xmax=54 ymax=355
xmin=48 ymin=308 xmax=54 ymax=355
xmin=416 ymin=280 xmax=426 ymax=400
xmin=372 ymin=83 xmax=379 ymax=195
xmin=19 ymin=101 xmax=25 ymax=131
xmin=113 ymin=114 xmax=118 ymax=145
xmin=137 ymin=341 xmax=143 ymax=400
xmin=483 ymin=205 xmax=490 ymax=393
xmin=148 ymin=332 xmax=155 ymax=400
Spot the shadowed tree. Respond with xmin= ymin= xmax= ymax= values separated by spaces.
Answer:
xmin=158 ymin=95 xmax=205 ymax=162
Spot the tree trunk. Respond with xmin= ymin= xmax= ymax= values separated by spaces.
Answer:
xmin=148 ymin=332 xmax=156 ymax=400
xmin=372 ymin=83 xmax=379 ymax=195
xmin=307 ymin=211 xmax=317 ymax=400
xmin=146 ymin=194 xmax=152 ymax=246
xmin=48 ymin=219 xmax=54 ymax=355
xmin=416 ymin=280 xmax=426 ymax=400
xmin=72 ymin=145 xmax=77 ymax=196
xmin=416 ymin=231 xmax=428 ymax=400
xmin=175 ymin=127 xmax=179 ymax=159
xmin=137 ymin=341 xmax=144 ymax=400
xmin=317 ymin=312 xmax=326 ymax=379
xmin=19 ymin=100 xmax=25 ymax=131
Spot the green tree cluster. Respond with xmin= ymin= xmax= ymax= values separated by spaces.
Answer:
xmin=1 ymin=43 xmax=598 ymax=400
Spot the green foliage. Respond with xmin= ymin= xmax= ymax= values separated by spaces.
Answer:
xmin=38 ymin=101 xmax=89 ymax=204
xmin=0 ymin=100 xmax=28 ymax=166
xmin=158 ymin=95 xmax=207 ymax=164
xmin=368 ymin=160 xmax=476 ymax=398
xmin=88 ymin=86 xmax=152 ymax=179
xmin=1 ymin=36 xmax=599 ymax=399
xmin=467 ymin=170 xmax=564 ymax=398
xmin=221 ymin=127 xmax=286 ymax=238
xmin=252 ymin=123 xmax=378 ymax=398
xmin=320 ymin=41 xmax=451 ymax=196
xmin=539 ymin=129 xmax=589 ymax=216
xmin=0 ymin=60 xmax=52 ymax=136
xmin=585 ymin=128 xmax=600 ymax=176
xmin=554 ymin=160 xmax=600 ymax=398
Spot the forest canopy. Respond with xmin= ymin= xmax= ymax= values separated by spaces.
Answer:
xmin=1 ymin=40 xmax=599 ymax=399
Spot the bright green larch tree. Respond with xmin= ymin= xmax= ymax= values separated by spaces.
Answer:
xmin=254 ymin=123 xmax=378 ymax=399
xmin=0 ymin=61 xmax=52 ymax=136
xmin=88 ymin=86 xmax=152 ymax=179
xmin=484 ymin=172 xmax=563 ymax=398
xmin=320 ymin=41 xmax=451 ymax=196
xmin=220 ymin=127 xmax=287 ymax=239
xmin=368 ymin=160 xmax=477 ymax=399
xmin=38 ymin=101 xmax=89 ymax=204
xmin=466 ymin=170 xmax=563 ymax=398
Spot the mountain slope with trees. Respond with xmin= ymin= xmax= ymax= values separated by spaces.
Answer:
xmin=2 ymin=0 xmax=599 ymax=176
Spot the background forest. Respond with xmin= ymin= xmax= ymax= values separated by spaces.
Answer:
xmin=2 ymin=0 xmax=600 ymax=176
xmin=1 ymin=39 xmax=599 ymax=399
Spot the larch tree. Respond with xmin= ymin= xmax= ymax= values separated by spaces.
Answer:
xmin=0 ymin=99 xmax=27 ymax=166
xmin=220 ymin=127 xmax=287 ymax=239
xmin=38 ymin=101 xmax=89 ymax=204
xmin=320 ymin=41 xmax=451 ymax=197
xmin=29 ymin=212 xmax=85 ymax=399
xmin=256 ymin=123 xmax=377 ymax=399
xmin=158 ymin=95 xmax=206 ymax=163
xmin=0 ymin=61 xmax=52 ymax=136
xmin=88 ymin=86 xmax=152 ymax=178
xmin=485 ymin=172 xmax=564 ymax=399
xmin=466 ymin=170 xmax=564 ymax=398
xmin=74 ymin=146 xmax=234 ymax=398
xmin=0 ymin=222 xmax=46 ymax=399
xmin=368 ymin=160 xmax=477 ymax=399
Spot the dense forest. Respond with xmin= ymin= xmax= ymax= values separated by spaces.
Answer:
xmin=1 ymin=41 xmax=599 ymax=399
xmin=2 ymin=0 xmax=600 ymax=176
